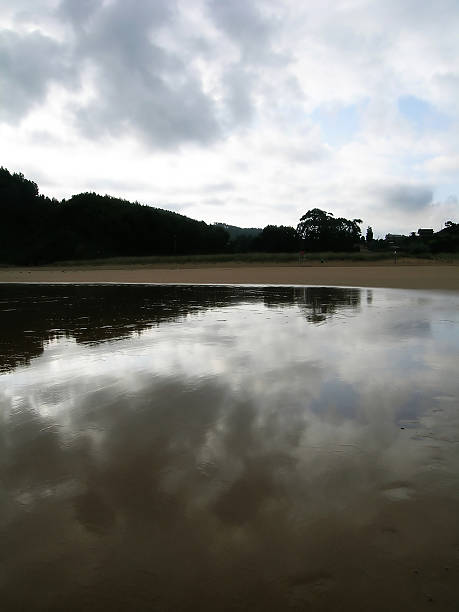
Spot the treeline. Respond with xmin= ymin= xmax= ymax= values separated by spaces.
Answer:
xmin=0 ymin=168 xmax=229 ymax=264
xmin=219 ymin=209 xmax=364 ymax=253
xmin=0 ymin=167 xmax=306 ymax=264
xmin=1 ymin=167 xmax=457 ymax=265
xmin=368 ymin=223 xmax=459 ymax=255
xmin=216 ymin=223 xmax=300 ymax=253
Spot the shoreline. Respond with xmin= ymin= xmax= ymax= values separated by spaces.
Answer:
xmin=1 ymin=264 xmax=458 ymax=291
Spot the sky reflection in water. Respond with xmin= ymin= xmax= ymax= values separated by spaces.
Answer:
xmin=1 ymin=284 xmax=459 ymax=611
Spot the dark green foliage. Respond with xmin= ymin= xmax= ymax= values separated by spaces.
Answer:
xmin=430 ymin=221 xmax=459 ymax=253
xmin=213 ymin=223 xmax=261 ymax=240
xmin=0 ymin=169 xmax=229 ymax=264
xmin=214 ymin=222 xmax=262 ymax=252
xmin=3 ymin=167 xmax=457 ymax=264
xmin=380 ymin=222 xmax=459 ymax=255
xmin=297 ymin=209 xmax=362 ymax=252
xmin=252 ymin=225 xmax=299 ymax=252
xmin=0 ymin=167 xmax=57 ymax=264
xmin=56 ymin=193 xmax=229 ymax=260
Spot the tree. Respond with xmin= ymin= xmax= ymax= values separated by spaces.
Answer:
xmin=430 ymin=221 xmax=459 ymax=253
xmin=253 ymin=225 xmax=299 ymax=252
xmin=0 ymin=167 xmax=56 ymax=264
xmin=297 ymin=209 xmax=362 ymax=252
xmin=366 ymin=226 xmax=374 ymax=242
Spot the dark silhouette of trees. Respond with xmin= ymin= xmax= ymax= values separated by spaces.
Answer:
xmin=378 ymin=223 xmax=459 ymax=255
xmin=3 ymin=167 xmax=457 ymax=263
xmin=297 ymin=209 xmax=362 ymax=251
xmin=252 ymin=225 xmax=299 ymax=252
xmin=214 ymin=223 xmax=261 ymax=252
xmin=0 ymin=167 xmax=58 ymax=264
xmin=0 ymin=168 xmax=229 ymax=264
xmin=55 ymin=193 xmax=228 ymax=260
xmin=430 ymin=221 xmax=459 ymax=252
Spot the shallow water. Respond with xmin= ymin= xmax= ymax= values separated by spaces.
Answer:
xmin=1 ymin=284 xmax=459 ymax=611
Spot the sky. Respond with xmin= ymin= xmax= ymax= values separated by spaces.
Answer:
xmin=1 ymin=0 xmax=459 ymax=237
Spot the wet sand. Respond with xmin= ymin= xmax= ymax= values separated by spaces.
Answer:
xmin=1 ymin=263 xmax=458 ymax=291
xmin=2 ymin=284 xmax=459 ymax=611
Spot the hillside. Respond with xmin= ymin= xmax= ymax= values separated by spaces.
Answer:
xmin=0 ymin=168 xmax=229 ymax=265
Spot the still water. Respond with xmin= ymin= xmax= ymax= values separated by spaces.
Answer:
xmin=1 ymin=284 xmax=459 ymax=611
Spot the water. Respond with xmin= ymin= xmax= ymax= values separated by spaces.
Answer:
xmin=1 ymin=284 xmax=459 ymax=611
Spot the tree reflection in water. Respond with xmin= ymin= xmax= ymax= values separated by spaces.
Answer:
xmin=0 ymin=284 xmax=362 ymax=373
xmin=1 ymin=284 xmax=459 ymax=611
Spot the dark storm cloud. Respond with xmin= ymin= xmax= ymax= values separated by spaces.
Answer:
xmin=207 ymin=0 xmax=286 ymax=128
xmin=0 ymin=0 xmax=223 ymax=147
xmin=65 ymin=0 xmax=221 ymax=148
xmin=371 ymin=184 xmax=433 ymax=211
xmin=65 ymin=0 xmax=282 ymax=146
xmin=0 ymin=0 xmax=287 ymax=148
xmin=57 ymin=0 xmax=103 ymax=28
xmin=0 ymin=29 xmax=71 ymax=121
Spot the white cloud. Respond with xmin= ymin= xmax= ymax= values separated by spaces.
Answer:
xmin=424 ymin=155 xmax=459 ymax=178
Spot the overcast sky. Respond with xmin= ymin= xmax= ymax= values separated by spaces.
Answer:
xmin=1 ymin=0 xmax=459 ymax=236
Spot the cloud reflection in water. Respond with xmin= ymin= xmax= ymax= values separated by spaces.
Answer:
xmin=1 ymin=285 xmax=459 ymax=611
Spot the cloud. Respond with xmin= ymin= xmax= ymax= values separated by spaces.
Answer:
xmin=57 ymin=0 xmax=104 ymax=28
xmin=221 ymin=65 xmax=255 ymax=125
xmin=424 ymin=155 xmax=459 ymax=178
xmin=264 ymin=137 xmax=329 ymax=165
xmin=202 ymin=181 xmax=234 ymax=193
xmin=369 ymin=184 xmax=434 ymax=211
xmin=51 ymin=0 xmax=290 ymax=148
xmin=207 ymin=0 xmax=277 ymax=63
xmin=67 ymin=0 xmax=222 ymax=148
xmin=0 ymin=29 xmax=71 ymax=121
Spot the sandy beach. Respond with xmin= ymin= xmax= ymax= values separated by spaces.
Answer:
xmin=1 ymin=263 xmax=458 ymax=291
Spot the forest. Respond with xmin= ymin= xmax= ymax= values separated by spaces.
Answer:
xmin=0 ymin=168 xmax=228 ymax=264
xmin=1 ymin=167 xmax=458 ymax=265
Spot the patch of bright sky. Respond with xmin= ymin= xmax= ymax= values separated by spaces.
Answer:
xmin=398 ymin=152 xmax=434 ymax=180
xmin=398 ymin=96 xmax=451 ymax=132
xmin=311 ymin=101 xmax=366 ymax=147
xmin=433 ymin=183 xmax=459 ymax=204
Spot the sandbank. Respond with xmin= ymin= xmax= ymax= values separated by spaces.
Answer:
xmin=1 ymin=263 xmax=458 ymax=291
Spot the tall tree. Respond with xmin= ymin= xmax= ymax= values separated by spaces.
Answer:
xmin=297 ymin=209 xmax=362 ymax=251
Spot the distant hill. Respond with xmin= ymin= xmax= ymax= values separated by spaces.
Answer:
xmin=213 ymin=223 xmax=262 ymax=240
xmin=0 ymin=167 xmax=229 ymax=265
xmin=213 ymin=223 xmax=262 ymax=252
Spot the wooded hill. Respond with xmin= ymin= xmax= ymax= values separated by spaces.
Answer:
xmin=1 ymin=167 xmax=458 ymax=264
xmin=0 ymin=168 xmax=228 ymax=265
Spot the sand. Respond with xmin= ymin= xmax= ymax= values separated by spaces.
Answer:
xmin=1 ymin=263 xmax=458 ymax=291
